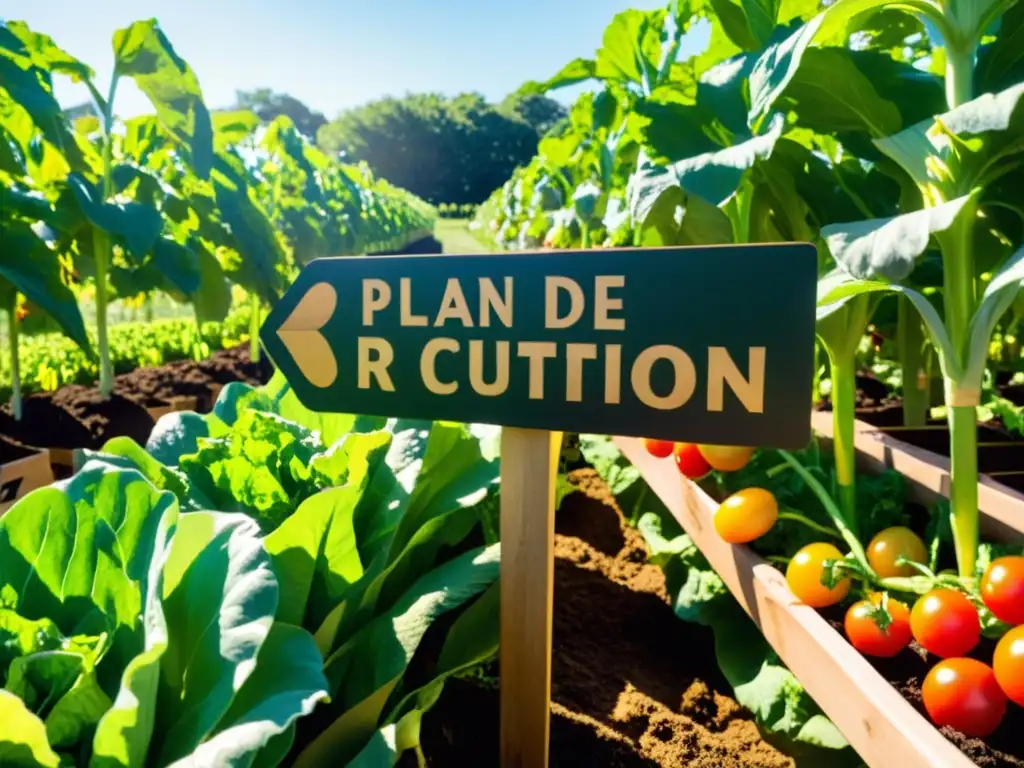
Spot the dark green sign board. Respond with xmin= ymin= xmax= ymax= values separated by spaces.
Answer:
xmin=260 ymin=245 xmax=817 ymax=448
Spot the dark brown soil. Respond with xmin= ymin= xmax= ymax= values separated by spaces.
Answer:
xmin=820 ymin=610 xmax=1024 ymax=767
xmin=112 ymin=345 xmax=274 ymax=412
xmin=0 ymin=388 xmax=154 ymax=450
xmin=0 ymin=345 xmax=274 ymax=455
xmin=416 ymin=469 xmax=795 ymax=767
xmin=0 ymin=434 xmax=41 ymax=464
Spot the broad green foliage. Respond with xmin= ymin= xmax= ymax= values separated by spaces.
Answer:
xmin=0 ymin=16 xmax=434 ymax=402
xmin=0 ymin=461 xmax=328 ymax=767
xmin=77 ymin=373 xmax=503 ymax=765
xmin=483 ymin=0 xmax=1023 ymax=749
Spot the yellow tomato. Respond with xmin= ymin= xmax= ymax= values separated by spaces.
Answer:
xmin=786 ymin=542 xmax=851 ymax=608
xmin=714 ymin=488 xmax=778 ymax=544
xmin=866 ymin=526 xmax=928 ymax=578
xmin=697 ymin=444 xmax=755 ymax=472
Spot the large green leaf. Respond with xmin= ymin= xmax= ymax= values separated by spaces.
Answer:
xmin=167 ymin=623 xmax=328 ymax=768
xmin=594 ymin=9 xmax=669 ymax=92
xmin=976 ymin=1 xmax=1024 ymax=94
xmin=517 ymin=58 xmax=597 ymax=95
xmin=149 ymin=512 xmax=279 ymax=765
xmin=820 ymin=194 xmax=976 ymax=281
xmin=875 ymin=82 xmax=1024 ymax=193
xmin=189 ymin=236 xmax=231 ymax=323
xmin=965 ymin=243 xmax=1024 ymax=387
xmin=0 ymin=690 xmax=61 ymax=767
xmin=212 ymin=155 xmax=287 ymax=304
xmin=68 ymin=172 xmax=163 ymax=261
xmin=747 ymin=0 xmax=903 ymax=124
xmin=295 ymin=544 xmax=500 ymax=766
xmin=0 ymin=23 xmax=87 ymax=171
xmin=0 ymin=221 xmax=90 ymax=351
xmin=113 ymin=20 xmax=213 ymax=178
xmin=211 ymin=109 xmax=261 ymax=150
xmin=0 ymin=461 xmax=177 ymax=636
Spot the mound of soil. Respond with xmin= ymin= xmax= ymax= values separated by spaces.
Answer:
xmin=415 ymin=469 xmax=795 ymax=767
xmin=0 ymin=345 xmax=275 ymax=456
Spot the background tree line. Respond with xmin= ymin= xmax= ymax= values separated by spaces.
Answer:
xmin=231 ymin=88 xmax=566 ymax=205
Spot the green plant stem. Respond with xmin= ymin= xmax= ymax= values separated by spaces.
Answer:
xmin=9 ymin=298 xmax=21 ymax=422
xmin=940 ymin=44 xmax=979 ymax=578
xmin=945 ymin=43 xmax=976 ymax=110
xmin=830 ymin=354 xmax=859 ymax=536
xmin=777 ymin=450 xmax=872 ymax=572
xmin=96 ymin=75 xmax=119 ymax=398
xmin=581 ymin=223 xmax=591 ymax=249
xmin=949 ymin=404 xmax=980 ymax=576
xmin=777 ymin=510 xmax=844 ymax=541
xmin=898 ymin=295 xmax=928 ymax=427
xmin=250 ymin=293 xmax=262 ymax=363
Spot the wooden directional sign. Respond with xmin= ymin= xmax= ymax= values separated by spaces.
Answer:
xmin=261 ymin=244 xmax=818 ymax=768
xmin=261 ymin=244 xmax=818 ymax=448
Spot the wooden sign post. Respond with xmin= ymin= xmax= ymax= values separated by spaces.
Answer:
xmin=261 ymin=245 xmax=819 ymax=767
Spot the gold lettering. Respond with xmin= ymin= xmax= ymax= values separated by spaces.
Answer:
xmin=631 ymin=345 xmax=695 ymax=410
xmin=707 ymin=347 xmax=766 ymax=413
xmin=357 ymin=337 xmax=395 ymax=391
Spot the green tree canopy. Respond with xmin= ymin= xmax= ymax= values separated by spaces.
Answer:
xmin=316 ymin=92 xmax=550 ymax=204
xmin=234 ymin=88 xmax=327 ymax=139
xmin=499 ymin=92 xmax=567 ymax=136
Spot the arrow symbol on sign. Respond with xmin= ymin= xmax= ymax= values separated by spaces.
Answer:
xmin=276 ymin=281 xmax=338 ymax=388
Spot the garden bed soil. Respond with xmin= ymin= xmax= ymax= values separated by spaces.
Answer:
xmin=415 ymin=468 xmax=796 ymax=767
xmin=0 ymin=345 xmax=275 ymax=457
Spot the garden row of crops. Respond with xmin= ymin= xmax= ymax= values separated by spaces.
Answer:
xmin=474 ymin=0 xmax=1024 ymax=764
xmin=1 ymin=17 xmax=435 ymax=419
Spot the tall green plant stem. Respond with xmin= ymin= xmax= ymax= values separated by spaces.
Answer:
xmin=8 ymin=297 xmax=21 ymax=422
xmin=250 ymin=293 xmax=262 ymax=363
xmin=941 ymin=43 xmax=979 ymax=577
xmin=817 ymin=296 xmax=875 ymax=537
xmin=829 ymin=351 xmax=858 ymax=536
xmin=94 ymin=75 xmax=119 ymax=398
xmin=898 ymin=296 xmax=928 ymax=426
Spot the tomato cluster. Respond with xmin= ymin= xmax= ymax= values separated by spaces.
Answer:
xmin=641 ymin=435 xmax=1024 ymax=740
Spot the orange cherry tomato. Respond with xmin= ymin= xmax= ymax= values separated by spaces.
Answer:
xmin=785 ymin=542 xmax=850 ymax=608
xmin=910 ymin=589 xmax=980 ymax=658
xmin=714 ymin=488 xmax=777 ymax=544
xmin=697 ymin=444 xmax=755 ymax=472
xmin=922 ymin=658 xmax=1006 ymax=737
xmin=981 ymin=556 xmax=1024 ymax=626
xmin=994 ymin=625 xmax=1024 ymax=706
xmin=844 ymin=595 xmax=912 ymax=658
xmin=674 ymin=442 xmax=711 ymax=478
xmin=642 ymin=438 xmax=675 ymax=459
xmin=866 ymin=526 xmax=928 ymax=578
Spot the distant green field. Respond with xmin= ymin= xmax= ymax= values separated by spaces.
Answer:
xmin=435 ymin=218 xmax=501 ymax=255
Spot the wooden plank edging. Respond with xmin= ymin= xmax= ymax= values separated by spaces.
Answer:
xmin=0 ymin=450 xmax=54 ymax=517
xmin=811 ymin=411 xmax=1024 ymax=542
xmin=614 ymin=435 xmax=974 ymax=768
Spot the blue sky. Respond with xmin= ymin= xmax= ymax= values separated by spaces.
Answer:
xmin=5 ymin=0 xmax=706 ymax=120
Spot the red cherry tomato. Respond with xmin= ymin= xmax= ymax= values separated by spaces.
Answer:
xmin=922 ymin=658 xmax=1006 ymax=737
xmin=642 ymin=438 xmax=675 ymax=459
xmin=981 ymin=556 xmax=1024 ymax=626
xmin=994 ymin=625 xmax=1024 ymax=706
xmin=844 ymin=595 xmax=912 ymax=658
xmin=673 ymin=442 xmax=711 ymax=479
xmin=910 ymin=589 xmax=980 ymax=658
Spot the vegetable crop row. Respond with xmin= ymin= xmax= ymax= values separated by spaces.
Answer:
xmin=1 ymin=19 xmax=435 ymax=415
xmin=477 ymin=0 xmax=1024 ymax=756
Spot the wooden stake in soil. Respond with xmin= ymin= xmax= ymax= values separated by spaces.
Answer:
xmin=499 ymin=428 xmax=561 ymax=768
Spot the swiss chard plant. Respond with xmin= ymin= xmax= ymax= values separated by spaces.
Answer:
xmin=81 ymin=373 xmax=504 ymax=764
xmin=0 ymin=460 xmax=328 ymax=767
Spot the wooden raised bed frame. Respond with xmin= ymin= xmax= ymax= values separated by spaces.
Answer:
xmin=614 ymin=423 xmax=1024 ymax=768
xmin=810 ymin=411 xmax=1024 ymax=540
xmin=0 ymin=450 xmax=54 ymax=518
